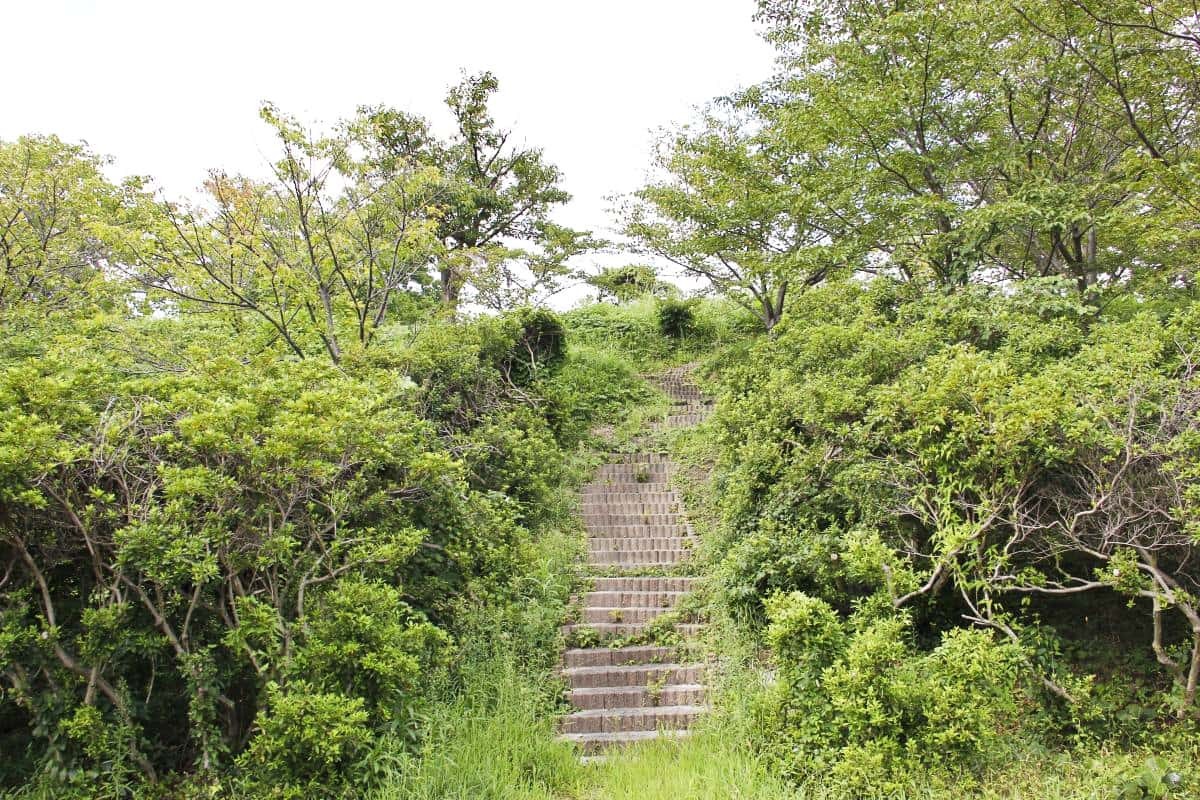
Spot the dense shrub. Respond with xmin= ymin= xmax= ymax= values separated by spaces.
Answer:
xmin=564 ymin=296 xmax=756 ymax=369
xmin=563 ymin=299 xmax=671 ymax=364
xmin=759 ymin=593 xmax=1025 ymax=792
xmin=0 ymin=305 xmax=616 ymax=797
xmin=538 ymin=345 xmax=650 ymax=445
xmin=656 ymin=298 xmax=698 ymax=339
xmin=707 ymin=279 xmax=1200 ymax=785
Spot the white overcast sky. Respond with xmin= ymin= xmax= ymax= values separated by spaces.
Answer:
xmin=1 ymin=0 xmax=776 ymax=301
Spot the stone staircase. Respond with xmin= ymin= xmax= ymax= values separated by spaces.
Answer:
xmin=559 ymin=366 xmax=713 ymax=755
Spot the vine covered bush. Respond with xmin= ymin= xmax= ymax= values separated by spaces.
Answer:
xmin=656 ymin=298 xmax=698 ymax=339
xmin=0 ymin=305 xmax=601 ymax=798
xmin=707 ymin=280 xmax=1200 ymax=788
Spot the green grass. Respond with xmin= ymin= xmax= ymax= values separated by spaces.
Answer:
xmin=368 ymin=643 xmax=586 ymax=800
xmin=580 ymin=732 xmax=794 ymax=800
xmin=374 ymin=349 xmax=1200 ymax=800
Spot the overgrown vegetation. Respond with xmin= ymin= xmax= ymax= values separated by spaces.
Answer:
xmin=7 ymin=0 xmax=1200 ymax=796
xmin=0 ymin=87 xmax=644 ymax=794
xmin=627 ymin=0 xmax=1200 ymax=794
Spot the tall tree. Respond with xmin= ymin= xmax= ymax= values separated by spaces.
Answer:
xmin=132 ymin=106 xmax=442 ymax=363
xmin=0 ymin=136 xmax=150 ymax=325
xmin=626 ymin=110 xmax=846 ymax=331
xmin=360 ymin=72 xmax=585 ymax=310
xmin=753 ymin=0 xmax=1200 ymax=295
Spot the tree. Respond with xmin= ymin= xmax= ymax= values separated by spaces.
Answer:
xmin=626 ymin=110 xmax=844 ymax=332
xmin=584 ymin=264 xmax=666 ymax=303
xmin=0 ymin=136 xmax=150 ymax=325
xmin=751 ymin=0 xmax=1200 ymax=296
xmin=359 ymin=72 xmax=586 ymax=310
xmin=131 ymin=105 xmax=443 ymax=364
xmin=131 ymin=75 xmax=588 ymax=362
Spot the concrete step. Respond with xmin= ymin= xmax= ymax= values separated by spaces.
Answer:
xmin=587 ymin=538 xmax=691 ymax=553
xmin=584 ymin=505 xmax=681 ymax=516
xmin=560 ymin=728 xmax=693 ymax=755
xmin=563 ymin=663 xmax=705 ymax=689
xmin=583 ymin=501 xmax=686 ymax=513
xmin=563 ymin=645 xmax=678 ymax=668
xmin=568 ymin=683 xmax=707 ymax=710
xmin=596 ymin=463 xmax=673 ymax=477
xmin=582 ymin=508 xmax=679 ymax=520
xmin=582 ymin=510 xmax=682 ymax=522
xmin=588 ymin=577 xmax=703 ymax=592
xmin=584 ymin=478 xmax=671 ymax=488
xmin=562 ymin=622 xmax=704 ymax=639
xmin=586 ymin=524 xmax=687 ymax=537
xmin=584 ymin=498 xmax=682 ymax=509
xmin=581 ymin=606 xmax=677 ymax=624
xmin=583 ymin=496 xmax=686 ymax=510
xmin=581 ymin=486 xmax=676 ymax=497
xmin=560 ymin=704 xmax=708 ymax=734
xmin=583 ymin=514 xmax=681 ymax=527
xmin=607 ymin=453 xmax=673 ymax=464
xmin=588 ymin=549 xmax=689 ymax=566
xmin=583 ymin=590 xmax=688 ymax=608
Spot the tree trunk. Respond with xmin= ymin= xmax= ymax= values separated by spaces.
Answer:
xmin=440 ymin=265 xmax=459 ymax=310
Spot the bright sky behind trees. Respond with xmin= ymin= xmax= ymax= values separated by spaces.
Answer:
xmin=1 ymin=0 xmax=774 ymax=256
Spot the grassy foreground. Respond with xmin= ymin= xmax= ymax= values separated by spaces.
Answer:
xmin=366 ymin=643 xmax=790 ymax=800
xmin=368 ymin=636 xmax=1198 ymax=800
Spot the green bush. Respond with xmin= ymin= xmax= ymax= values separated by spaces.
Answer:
xmin=0 ymin=304 xmax=617 ymax=796
xmin=537 ymin=345 xmax=650 ymax=444
xmin=760 ymin=593 xmax=1025 ymax=791
xmin=235 ymin=684 xmax=372 ymax=799
xmin=705 ymin=279 xmax=1200 ymax=788
xmin=563 ymin=298 xmax=671 ymax=364
xmin=657 ymin=298 xmax=698 ymax=339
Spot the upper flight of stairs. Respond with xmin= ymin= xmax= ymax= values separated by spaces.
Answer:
xmin=559 ymin=366 xmax=713 ymax=755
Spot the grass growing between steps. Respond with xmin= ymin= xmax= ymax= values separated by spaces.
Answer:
xmin=370 ymin=649 xmax=586 ymax=800
xmin=580 ymin=731 xmax=793 ymax=800
xmin=371 ymin=653 xmax=793 ymax=800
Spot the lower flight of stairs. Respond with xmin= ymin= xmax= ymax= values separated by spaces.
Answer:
xmin=559 ymin=367 xmax=712 ymax=755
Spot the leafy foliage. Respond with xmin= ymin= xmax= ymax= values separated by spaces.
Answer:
xmin=0 ymin=294 xmax=611 ymax=796
xmin=656 ymin=298 xmax=697 ymax=340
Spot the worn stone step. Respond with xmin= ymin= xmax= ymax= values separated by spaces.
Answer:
xmin=562 ymin=645 xmax=678 ymax=668
xmin=588 ymin=577 xmax=703 ymax=592
xmin=560 ymin=728 xmax=693 ymax=755
xmin=568 ymin=683 xmax=707 ymax=710
xmin=560 ymin=704 xmax=708 ymax=734
xmin=583 ymin=508 xmax=681 ymax=520
xmin=583 ymin=506 xmax=686 ymax=520
xmin=607 ymin=453 xmax=672 ymax=464
xmin=582 ymin=504 xmax=678 ymax=516
xmin=583 ymin=590 xmax=687 ymax=608
xmin=581 ymin=606 xmax=678 ymax=624
xmin=581 ymin=487 xmax=678 ymax=498
xmin=562 ymin=622 xmax=704 ymax=639
xmin=585 ymin=523 xmax=685 ymax=535
xmin=587 ymin=538 xmax=690 ymax=553
xmin=596 ymin=463 xmax=672 ymax=477
xmin=564 ymin=662 xmax=705 ymax=689
xmin=586 ymin=524 xmax=687 ymax=537
xmin=583 ymin=494 xmax=686 ymax=506
xmin=584 ymin=503 xmax=683 ymax=517
xmin=583 ymin=496 xmax=680 ymax=506
xmin=584 ymin=479 xmax=672 ymax=489
xmin=588 ymin=549 xmax=689 ymax=566
xmin=584 ymin=514 xmax=681 ymax=527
